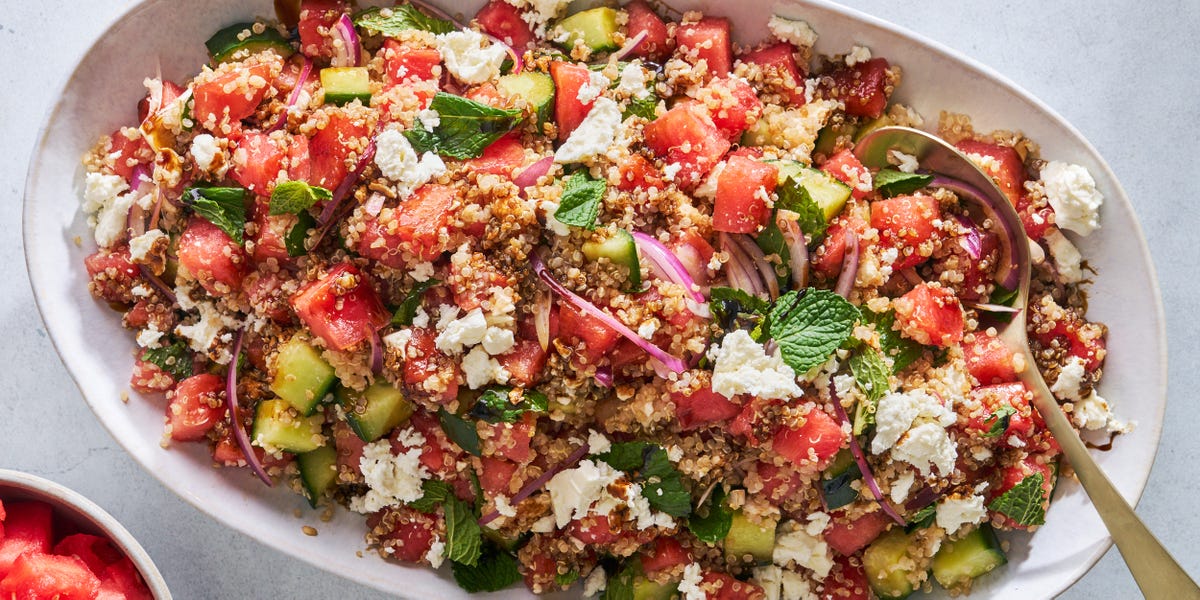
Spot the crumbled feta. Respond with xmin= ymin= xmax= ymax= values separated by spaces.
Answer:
xmin=582 ymin=566 xmax=607 ymax=596
xmin=436 ymin=308 xmax=488 ymax=354
xmin=545 ymin=459 xmax=621 ymax=527
xmin=637 ymin=320 xmax=658 ymax=340
xmin=1073 ymin=391 xmax=1133 ymax=433
xmin=128 ymin=229 xmax=166 ymax=262
xmin=617 ymin=62 xmax=651 ymax=98
xmin=1044 ymin=229 xmax=1084 ymax=283
xmin=495 ymin=495 xmax=518 ymax=518
xmin=753 ymin=565 xmax=784 ymax=600
xmin=92 ymin=190 xmax=137 ymax=248
xmin=773 ymin=519 xmax=833 ymax=579
xmin=936 ymin=495 xmax=987 ymax=534
xmin=892 ymin=422 xmax=959 ymax=477
xmin=530 ymin=514 xmax=556 ymax=533
xmin=436 ymin=304 xmax=461 ymax=329
xmin=410 ymin=261 xmax=436 ymax=283
xmin=175 ymin=298 xmax=238 ymax=357
xmin=374 ymin=125 xmax=447 ymax=197
xmin=1040 ymin=161 xmax=1103 ymax=236
xmin=436 ymin=30 xmax=508 ymax=85
xmin=845 ymin=45 xmax=872 ymax=66
xmin=662 ymin=162 xmax=683 ymax=181
xmin=678 ymin=563 xmax=705 ymax=600
xmin=872 ymin=390 xmax=958 ymax=476
xmin=709 ymin=330 xmax=803 ymax=400
xmin=587 ymin=429 xmax=612 ymax=454
xmin=780 ymin=569 xmax=818 ymax=600
xmin=383 ymin=329 xmax=413 ymax=353
xmin=82 ymin=172 xmax=129 ymax=215
xmin=577 ymin=70 xmax=611 ymax=104
xmin=624 ymin=482 xmax=677 ymax=530
xmin=425 ymin=537 xmax=446 ymax=568
xmin=889 ymin=150 xmax=920 ymax=173
xmin=350 ymin=435 xmax=430 ymax=514
xmin=416 ymin=109 xmax=440 ymax=132
xmin=890 ymin=470 xmax=916 ymax=504
xmin=136 ymin=326 xmax=164 ymax=349
xmin=191 ymin=134 xmax=221 ymax=172
xmin=509 ymin=0 xmax=571 ymax=36
xmin=555 ymin=97 xmax=623 ymax=164
xmin=1051 ymin=356 xmax=1088 ymax=401
xmin=540 ymin=199 xmax=571 ymax=236
xmin=462 ymin=346 xmax=510 ymax=389
xmin=666 ymin=445 xmax=684 ymax=462
xmin=767 ymin=15 xmax=818 ymax=48
xmin=693 ymin=161 xmax=725 ymax=200
xmin=481 ymin=326 xmax=516 ymax=355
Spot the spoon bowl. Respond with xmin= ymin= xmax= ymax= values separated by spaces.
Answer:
xmin=854 ymin=126 xmax=1199 ymax=599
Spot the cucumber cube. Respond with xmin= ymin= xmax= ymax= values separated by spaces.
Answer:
xmin=270 ymin=336 xmax=336 ymax=416
xmin=931 ymin=525 xmax=1006 ymax=591
xmin=554 ymin=8 xmax=621 ymax=52
xmin=336 ymin=381 xmax=414 ymax=443
xmin=723 ymin=510 xmax=776 ymax=564
xmin=252 ymin=399 xmax=325 ymax=454
xmin=321 ymin=67 xmax=372 ymax=106
xmin=297 ymin=444 xmax=339 ymax=508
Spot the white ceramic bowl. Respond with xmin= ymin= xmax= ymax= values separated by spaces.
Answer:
xmin=23 ymin=0 xmax=1167 ymax=598
xmin=0 ymin=469 xmax=171 ymax=599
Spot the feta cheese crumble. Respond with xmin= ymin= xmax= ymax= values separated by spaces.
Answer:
xmin=767 ymin=15 xmax=818 ymax=48
xmin=545 ymin=459 xmax=621 ymax=527
xmin=435 ymin=308 xmax=489 ymax=354
xmin=583 ymin=566 xmax=607 ymax=596
xmin=889 ymin=150 xmax=920 ymax=173
xmin=462 ymin=345 xmax=510 ymax=389
xmin=587 ymin=429 xmax=612 ymax=454
xmin=845 ymin=45 xmax=872 ymax=66
xmin=436 ymin=30 xmax=508 ymax=85
xmin=1051 ymin=356 xmax=1088 ymax=401
xmin=678 ymin=563 xmax=705 ymax=600
xmin=374 ymin=125 xmax=447 ymax=197
xmin=554 ymin=97 xmax=623 ymax=164
xmin=1044 ymin=229 xmax=1084 ymax=283
xmin=871 ymin=389 xmax=958 ymax=476
xmin=617 ymin=62 xmax=652 ymax=99
xmin=935 ymin=495 xmax=987 ymax=534
xmin=1040 ymin=161 xmax=1103 ymax=236
xmin=190 ymin=133 xmax=222 ymax=172
xmin=772 ymin=519 xmax=834 ymax=579
xmin=577 ymin=70 xmax=611 ymax=104
xmin=350 ymin=434 xmax=430 ymax=514
xmin=416 ymin=109 xmax=440 ymax=132
xmin=1073 ymin=390 xmax=1132 ymax=433
xmin=128 ymin=229 xmax=166 ymax=262
xmin=709 ymin=330 xmax=803 ymax=400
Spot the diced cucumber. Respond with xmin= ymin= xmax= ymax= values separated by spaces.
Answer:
xmin=252 ymin=399 xmax=325 ymax=454
xmin=554 ymin=8 xmax=621 ymax=52
xmin=336 ymin=381 xmax=414 ymax=443
xmin=852 ymin=394 xmax=876 ymax=436
xmin=773 ymin=163 xmax=853 ymax=223
xmin=862 ymin=527 xmax=919 ymax=599
xmin=814 ymin=120 xmax=858 ymax=158
xmin=854 ymin=115 xmax=895 ymax=143
xmin=497 ymin=71 xmax=555 ymax=125
xmin=205 ymin=22 xmax=295 ymax=64
xmin=582 ymin=228 xmax=642 ymax=291
xmin=321 ymin=67 xmax=372 ymax=106
xmin=723 ymin=510 xmax=776 ymax=564
xmin=297 ymin=444 xmax=339 ymax=508
xmin=820 ymin=449 xmax=862 ymax=510
xmin=931 ymin=525 xmax=1007 ymax=591
xmin=632 ymin=577 xmax=678 ymax=600
xmin=482 ymin=528 xmax=528 ymax=552
xmin=270 ymin=336 xmax=336 ymax=416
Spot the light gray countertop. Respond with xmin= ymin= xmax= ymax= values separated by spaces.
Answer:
xmin=2 ymin=1 xmax=1197 ymax=598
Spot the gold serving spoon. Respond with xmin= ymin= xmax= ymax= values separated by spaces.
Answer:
xmin=854 ymin=126 xmax=1198 ymax=598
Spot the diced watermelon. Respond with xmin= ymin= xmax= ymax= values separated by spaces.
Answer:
xmin=713 ymin=155 xmax=778 ymax=233
xmin=0 ymin=553 xmax=100 ymax=600
xmin=820 ymin=554 xmax=870 ymax=600
xmin=248 ymin=203 xmax=292 ymax=265
xmin=308 ymin=109 xmax=373 ymax=189
xmin=389 ymin=183 xmax=458 ymax=261
xmin=771 ymin=409 xmax=845 ymax=468
xmin=755 ymin=461 xmax=804 ymax=505
xmin=96 ymin=558 xmax=153 ymax=600
xmin=967 ymin=382 xmax=1037 ymax=444
xmin=464 ymin=133 xmax=526 ymax=178
xmin=672 ymin=386 xmax=742 ymax=430
xmin=53 ymin=534 xmax=121 ymax=575
xmin=382 ymin=39 xmax=442 ymax=84
xmin=290 ymin=263 xmax=391 ymax=351
xmin=990 ymin=455 xmax=1056 ymax=530
xmin=643 ymin=105 xmax=731 ymax=190
xmin=298 ymin=0 xmax=349 ymax=60
xmin=496 ymin=339 xmax=547 ymax=388
xmin=0 ymin=501 xmax=53 ymax=577
xmin=616 ymin=153 xmax=665 ymax=192
xmin=486 ymin=415 xmax=534 ymax=464
xmin=1031 ymin=310 xmax=1107 ymax=371
xmin=640 ymin=537 xmax=691 ymax=574
xmin=893 ymin=283 xmax=964 ymax=347
xmin=84 ymin=247 xmax=140 ymax=304
xmin=558 ymin=302 xmax=621 ymax=366
xmin=400 ymin=329 xmax=460 ymax=404
xmin=567 ymin=514 xmax=621 ymax=546
xmin=870 ymin=194 xmax=941 ymax=270
xmin=675 ymin=17 xmax=732 ymax=77
xmin=811 ymin=216 xmax=867 ymax=279
xmin=820 ymin=149 xmax=872 ymax=200
xmin=230 ymin=132 xmax=285 ymax=195
xmin=368 ymin=506 xmax=439 ymax=563
xmin=623 ymin=0 xmax=672 ymax=61
xmin=549 ymin=61 xmax=594 ymax=141
xmin=824 ymin=510 xmax=891 ymax=556
xmin=177 ymin=216 xmax=247 ymax=296
xmin=192 ymin=61 xmax=275 ymax=129
xmin=739 ymin=42 xmax=807 ymax=105
xmin=817 ymin=57 xmax=892 ymax=118
xmin=332 ymin=419 xmax=367 ymax=476
xmin=479 ymin=456 xmax=519 ymax=495
xmin=166 ymin=373 xmax=226 ymax=442
xmin=964 ymin=332 xmax=1018 ymax=384
xmin=699 ymin=571 xmax=765 ymax=600
xmin=475 ymin=0 xmax=535 ymax=49
xmin=104 ymin=130 xmax=149 ymax=184
xmin=699 ymin=77 xmax=763 ymax=141
xmin=955 ymin=140 xmax=1026 ymax=207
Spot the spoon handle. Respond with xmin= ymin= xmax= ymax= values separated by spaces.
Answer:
xmin=1024 ymin=374 xmax=1200 ymax=598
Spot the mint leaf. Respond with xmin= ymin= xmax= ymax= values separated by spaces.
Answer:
xmin=874 ymin=168 xmax=934 ymax=198
xmin=687 ymin=485 xmax=732 ymax=544
xmin=555 ymin=571 xmax=580 ymax=587
xmin=444 ymin=495 xmax=483 ymax=566
xmin=988 ymin=472 xmax=1047 ymax=526
xmin=768 ymin=289 xmax=861 ymax=375
xmin=354 ymin=5 xmax=457 ymax=36
xmin=452 ymin=548 xmax=522 ymax=592
xmin=849 ymin=347 xmax=890 ymax=403
xmin=990 ymin=284 xmax=1020 ymax=307
xmin=623 ymin=95 xmax=658 ymax=120
xmin=391 ymin=279 xmax=441 ymax=326
xmin=185 ymin=186 xmax=247 ymax=244
xmin=286 ymin=211 xmax=316 ymax=257
xmin=907 ymin=503 xmax=936 ymax=530
xmin=863 ymin=310 xmax=924 ymax=374
xmin=710 ymin=287 xmax=770 ymax=316
xmin=140 ymin=339 xmax=193 ymax=380
xmin=408 ymin=479 xmax=454 ymax=513
xmin=820 ymin=458 xmax=862 ymax=510
xmin=776 ymin=177 xmax=830 ymax=239
xmin=604 ymin=564 xmax=636 ymax=600
xmin=438 ymin=408 xmax=481 ymax=457
xmin=983 ymin=405 xmax=1018 ymax=438
xmin=594 ymin=441 xmax=650 ymax=471
xmin=404 ymin=92 xmax=522 ymax=159
xmin=468 ymin=387 xmax=549 ymax=423
xmin=554 ymin=172 xmax=606 ymax=230
xmin=596 ymin=442 xmax=691 ymax=518
xmin=269 ymin=180 xmax=331 ymax=216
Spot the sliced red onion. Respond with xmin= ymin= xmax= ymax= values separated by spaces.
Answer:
xmin=904 ymin=486 xmax=941 ymax=512
xmin=719 ymin=233 xmax=765 ymax=298
xmin=363 ymin=192 xmax=386 ymax=217
xmin=313 ymin=138 xmax=377 ymax=246
xmin=967 ymin=302 xmax=1022 ymax=314
xmin=479 ymin=441 xmax=590 ymax=526
xmin=631 ymin=231 xmax=706 ymax=304
xmin=330 ymin=13 xmax=362 ymax=68
xmin=776 ymin=213 xmax=809 ymax=291
xmin=534 ymin=291 xmax=552 ymax=352
xmin=610 ymin=30 xmax=648 ymax=63
xmin=513 ymin=156 xmax=554 ymax=190
xmin=369 ymin=330 xmax=384 ymax=375
xmin=734 ymin=234 xmax=779 ymax=300
xmin=138 ymin=265 xmax=177 ymax=304
xmin=829 ymin=389 xmax=905 ymax=526
xmin=269 ymin=57 xmax=313 ymax=133
xmin=226 ymin=328 xmax=273 ymax=487
xmin=594 ymin=366 xmax=614 ymax=387
xmin=834 ymin=231 xmax=859 ymax=298
xmin=126 ymin=202 xmax=146 ymax=240
xmin=490 ymin=35 xmax=523 ymax=74
xmin=929 ymin=175 xmax=1021 ymax=291
xmin=953 ymin=214 xmax=983 ymax=260
xmin=532 ymin=252 xmax=686 ymax=374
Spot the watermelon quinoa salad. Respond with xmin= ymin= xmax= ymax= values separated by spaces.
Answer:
xmin=75 ymin=0 xmax=1129 ymax=597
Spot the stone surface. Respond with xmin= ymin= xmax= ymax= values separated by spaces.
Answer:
xmin=0 ymin=1 xmax=1196 ymax=598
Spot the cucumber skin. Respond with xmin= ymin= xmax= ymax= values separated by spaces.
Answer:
xmin=297 ymin=444 xmax=339 ymax=508
xmin=269 ymin=337 xmax=336 ymax=416
xmin=336 ymin=381 xmax=415 ymax=443
xmin=581 ymin=229 xmax=641 ymax=291
xmin=321 ymin=67 xmax=372 ymax=107
xmin=497 ymin=72 xmax=555 ymax=125
xmin=206 ymin=22 xmax=294 ymax=64
xmin=931 ymin=525 xmax=1007 ymax=590
xmin=723 ymin=510 xmax=776 ymax=564
xmin=252 ymin=399 xmax=325 ymax=454
xmin=862 ymin=527 xmax=918 ymax=599
xmin=555 ymin=8 xmax=621 ymax=52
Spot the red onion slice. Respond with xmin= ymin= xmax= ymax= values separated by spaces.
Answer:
xmin=532 ymin=252 xmax=686 ymax=374
xmin=138 ymin=265 xmax=177 ymax=304
xmin=734 ymin=234 xmax=779 ymax=300
xmin=719 ymin=233 xmax=766 ymax=298
xmin=829 ymin=389 xmax=905 ymax=525
xmin=929 ymin=175 xmax=1022 ymax=291
xmin=369 ymin=330 xmax=384 ymax=375
xmin=269 ymin=57 xmax=313 ymax=133
xmin=479 ymin=441 xmax=591 ymax=526
xmin=953 ymin=214 xmax=983 ymax=260
xmin=513 ymin=156 xmax=554 ymax=190
xmin=776 ymin=213 xmax=809 ymax=291
xmin=834 ymin=231 xmax=859 ymax=298
xmin=610 ymin=30 xmax=648 ymax=63
xmin=226 ymin=328 xmax=273 ymax=487
xmin=594 ymin=366 xmax=614 ymax=387
xmin=631 ymin=231 xmax=706 ymax=304
xmin=313 ymin=138 xmax=377 ymax=246
xmin=967 ymin=302 xmax=1022 ymax=314
xmin=534 ymin=291 xmax=552 ymax=352
xmin=904 ymin=486 xmax=941 ymax=512
xmin=330 ymin=13 xmax=362 ymax=67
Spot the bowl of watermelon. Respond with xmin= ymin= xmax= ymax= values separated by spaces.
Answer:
xmin=0 ymin=469 xmax=169 ymax=599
